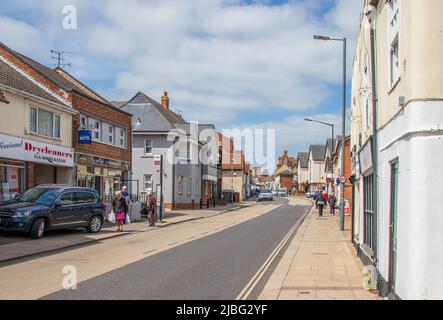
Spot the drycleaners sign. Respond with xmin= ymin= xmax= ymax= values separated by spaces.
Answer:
xmin=0 ymin=133 xmax=74 ymax=167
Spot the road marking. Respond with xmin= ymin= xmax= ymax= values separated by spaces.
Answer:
xmin=236 ymin=208 xmax=310 ymax=300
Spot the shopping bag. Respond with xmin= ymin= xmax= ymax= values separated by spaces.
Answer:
xmin=109 ymin=209 xmax=116 ymax=224
xmin=125 ymin=213 xmax=131 ymax=224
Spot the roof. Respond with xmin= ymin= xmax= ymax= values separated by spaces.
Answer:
xmin=119 ymin=92 xmax=187 ymax=132
xmin=0 ymin=89 xmax=10 ymax=104
xmin=275 ymin=164 xmax=294 ymax=177
xmin=0 ymin=42 xmax=121 ymax=111
xmin=297 ymin=152 xmax=309 ymax=169
xmin=0 ymin=58 xmax=69 ymax=107
xmin=309 ymin=145 xmax=326 ymax=161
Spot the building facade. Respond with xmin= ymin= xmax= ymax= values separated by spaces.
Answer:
xmin=351 ymin=0 xmax=443 ymax=299
xmin=0 ymin=43 xmax=76 ymax=201
xmin=297 ymin=152 xmax=309 ymax=193
xmin=308 ymin=145 xmax=326 ymax=192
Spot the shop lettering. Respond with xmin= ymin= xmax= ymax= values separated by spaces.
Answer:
xmin=25 ymin=142 xmax=73 ymax=159
xmin=0 ymin=140 xmax=23 ymax=150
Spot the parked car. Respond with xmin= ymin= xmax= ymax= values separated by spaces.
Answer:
xmin=258 ymin=189 xmax=274 ymax=201
xmin=0 ymin=185 xmax=106 ymax=239
xmin=305 ymin=192 xmax=312 ymax=198
xmin=277 ymin=188 xmax=288 ymax=197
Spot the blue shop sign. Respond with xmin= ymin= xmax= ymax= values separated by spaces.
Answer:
xmin=78 ymin=130 xmax=92 ymax=144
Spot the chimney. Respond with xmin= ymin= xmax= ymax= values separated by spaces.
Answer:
xmin=161 ymin=91 xmax=169 ymax=109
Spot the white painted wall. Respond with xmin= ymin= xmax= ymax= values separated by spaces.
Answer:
xmin=377 ymin=100 xmax=443 ymax=299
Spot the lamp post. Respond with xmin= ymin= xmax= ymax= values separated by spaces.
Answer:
xmin=304 ymin=118 xmax=334 ymax=195
xmin=313 ymin=34 xmax=347 ymax=232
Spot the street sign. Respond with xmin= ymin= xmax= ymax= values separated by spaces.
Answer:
xmin=341 ymin=176 xmax=347 ymax=184
xmin=78 ymin=130 xmax=92 ymax=144
xmin=154 ymin=155 xmax=161 ymax=166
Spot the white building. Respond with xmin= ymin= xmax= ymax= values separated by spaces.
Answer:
xmin=350 ymin=0 xmax=443 ymax=299
xmin=308 ymin=145 xmax=326 ymax=192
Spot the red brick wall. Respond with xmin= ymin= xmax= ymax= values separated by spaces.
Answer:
xmin=280 ymin=175 xmax=293 ymax=191
xmin=71 ymin=93 xmax=132 ymax=163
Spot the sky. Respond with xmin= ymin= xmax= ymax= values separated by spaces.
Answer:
xmin=0 ymin=0 xmax=363 ymax=172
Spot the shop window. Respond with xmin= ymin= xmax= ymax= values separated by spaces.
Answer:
xmin=0 ymin=162 xmax=25 ymax=201
xmin=145 ymin=139 xmax=153 ymax=155
xmin=29 ymin=106 xmax=61 ymax=139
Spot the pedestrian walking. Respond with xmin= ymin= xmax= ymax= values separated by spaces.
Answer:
xmin=121 ymin=186 xmax=132 ymax=222
xmin=315 ymin=193 xmax=327 ymax=217
xmin=112 ymin=191 xmax=128 ymax=232
xmin=329 ymin=193 xmax=337 ymax=215
xmin=148 ymin=193 xmax=157 ymax=227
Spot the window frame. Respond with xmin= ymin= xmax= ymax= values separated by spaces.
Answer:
xmin=143 ymin=174 xmax=153 ymax=192
xmin=145 ymin=139 xmax=153 ymax=155
xmin=29 ymin=105 xmax=61 ymax=139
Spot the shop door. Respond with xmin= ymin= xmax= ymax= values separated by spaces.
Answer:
xmin=389 ymin=161 xmax=399 ymax=297
xmin=95 ymin=176 xmax=103 ymax=199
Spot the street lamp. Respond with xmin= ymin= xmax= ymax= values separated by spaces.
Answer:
xmin=313 ymin=34 xmax=347 ymax=232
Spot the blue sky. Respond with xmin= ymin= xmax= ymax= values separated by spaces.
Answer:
xmin=0 ymin=0 xmax=362 ymax=171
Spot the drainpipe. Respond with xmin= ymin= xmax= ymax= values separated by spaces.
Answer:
xmin=367 ymin=3 xmax=379 ymax=281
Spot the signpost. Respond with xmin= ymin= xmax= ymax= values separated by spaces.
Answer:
xmin=154 ymin=155 xmax=164 ymax=222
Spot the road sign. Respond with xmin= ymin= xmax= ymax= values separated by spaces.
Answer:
xmin=340 ymin=176 xmax=347 ymax=184
xmin=154 ymin=155 xmax=161 ymax=166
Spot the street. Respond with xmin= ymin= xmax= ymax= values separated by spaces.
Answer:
xmin=0 ymin=198 xmax=310 ymax=300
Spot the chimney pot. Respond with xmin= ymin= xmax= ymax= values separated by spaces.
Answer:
xmin=161 ymin=91 xmax=170 ymax=109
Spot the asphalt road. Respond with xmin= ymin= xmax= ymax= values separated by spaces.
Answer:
xmin=43 ymin=198 xmax=309 ymax=300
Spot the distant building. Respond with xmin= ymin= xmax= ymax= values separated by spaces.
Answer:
xmin=275 ymin=150 xmax=297 ymax=192
xmin=297 ymin=152 xmax=309 ymax=192
xmin=308 ymin=145 xmax=326 ymax=192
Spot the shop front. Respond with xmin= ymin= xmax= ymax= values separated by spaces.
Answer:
xmin=75 ymin=154 xmax=129 ymax=202
xmin=0 ymin=133 xmax=74 ymax=201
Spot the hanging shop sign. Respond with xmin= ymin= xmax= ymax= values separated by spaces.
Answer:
xmin=0 ymin=133 xmax=74 ymax=167
xmin=78 ymin=130 xmax=92 ymax=144
xmin=76 ymin=154 xmax=129 ymax=171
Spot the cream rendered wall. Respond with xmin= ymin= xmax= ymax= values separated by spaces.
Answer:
xmin=0 ymin=90 xmax=73 ymax=148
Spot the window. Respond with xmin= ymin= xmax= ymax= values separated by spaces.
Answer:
xmin=117 ymin=127 xmax=126 ymax=147
xmin=59 ymin=192 xmax=75 ymax=206
xmin=178 ymin=176 xmax=183 ymax=194
xmin=363 ymin=174 xmax=375 ymax=251
xmin=89 ymin=118 xmax=101 ymax=141
xmin=144 ymin=175 xmax=153 ymax=192
xmin=80 ymin=115 xmax=87 ymax=128
xmin=388 ymin=0 xmax=400 ymax=87
xmin=29 ymin=106 xmax=61 ymax=139
xmin=145 ymin=139 xmax=153 ymax=155
xmin=108 ymin=125 xmax=114 ymax=144
xmin=30 ymin=107 xmax=37 ymax=133
xmin=187 ymin=141 xmax=191 ymax=161
xmin=73 ymin=192 xmax=96 ymax=204
xmin=54 ymin=114 xmax=61 ymax=139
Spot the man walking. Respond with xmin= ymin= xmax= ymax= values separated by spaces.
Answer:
xmin=329 ymin=193 xmax=337 ymax=215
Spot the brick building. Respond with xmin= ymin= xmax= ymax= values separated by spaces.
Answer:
xmin=0 ymin=42 xmax=132 ymax=200
xmin=275 ymin=150 xmax=297 ymax=192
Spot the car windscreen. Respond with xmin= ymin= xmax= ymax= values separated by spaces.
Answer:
xmin=18 ymin=188 xmax=61 ymax=206
xmin=260 ymin=190 xmax=271 ymax=193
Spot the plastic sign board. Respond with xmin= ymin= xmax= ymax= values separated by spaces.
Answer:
xmin=78 ymin=130 xmax=92 ymax=144
xmin=154 ymin=155 xmax=161 ymax=166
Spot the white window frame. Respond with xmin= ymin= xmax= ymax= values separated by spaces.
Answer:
xmin=387 ymin=0 xmax=401 ymax=89
xmin=117 ymin=127 xmax=126 ymax=147
xmin=145 ymin=139 xmax=153 ymax=155
xmin=107 ymin=123 xmax=114 ymax=144
xmin=144 ymin=174 xmax=153 ymax=192
xmin=29 ymin=106 xmax=61 ymax=139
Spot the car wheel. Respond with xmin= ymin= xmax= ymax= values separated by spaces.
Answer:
xmin=87 ymin=215 xmax=102 ymax=233
xmin=29 ymin=218 xmax=45 ymax=239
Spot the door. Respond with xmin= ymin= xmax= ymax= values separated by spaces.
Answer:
xmin=51 ymin=192 xmax=75 ymax=227
xmin=389 ymin=161 xmax=399 ymax=296
xmin=71 ymin=191 xmax=97 ymax=225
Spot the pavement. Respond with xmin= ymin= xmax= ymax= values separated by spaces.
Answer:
xmin=0 ymin=202 xmax=252 ymax=265
xmin=258 ymin=198 xmax=380 ymax=300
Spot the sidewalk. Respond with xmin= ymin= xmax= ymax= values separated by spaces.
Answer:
xmin=258 ymin=204 xmax=379 ymax=300
xmin=0 ymin=202 xmax=252 ymax=264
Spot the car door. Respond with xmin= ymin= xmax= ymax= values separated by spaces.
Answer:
xmin=71 ymin=191 xmax=96 ymax=226
xmin=50 ymin=192 xmax=76 ymax=228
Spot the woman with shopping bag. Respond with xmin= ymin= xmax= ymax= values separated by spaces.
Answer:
xmin=112 ymin=191 xmax=128 ymax=232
